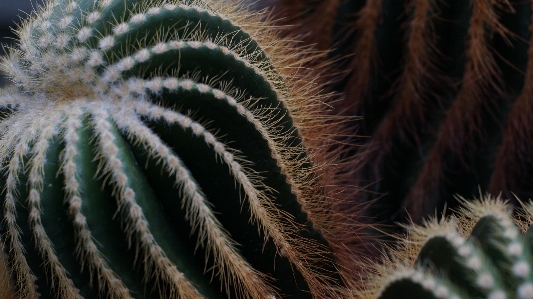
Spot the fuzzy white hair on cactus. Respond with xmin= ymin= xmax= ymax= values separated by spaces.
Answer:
xmin=0 ymin=0 xmax=358 ymax=298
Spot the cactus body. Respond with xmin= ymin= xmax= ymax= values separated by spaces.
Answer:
xmin=0 ymin=0 xmax=352 ymax=298
xmin=362 ymin=197 xmax=533 ymax=299
xmin=269 ymin=0 xmax=533 ymax=227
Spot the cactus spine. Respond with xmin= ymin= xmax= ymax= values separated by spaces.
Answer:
xmin=0 ymin=0 xmax=354 ymax=298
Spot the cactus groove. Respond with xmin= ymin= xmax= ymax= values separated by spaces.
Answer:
xmin=0 ymin=0 xmax=354 ymax=298
xmin=361 ymin=196 xmax=533 ymax=299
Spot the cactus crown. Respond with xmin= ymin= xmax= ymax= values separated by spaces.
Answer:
xmin=360 ymin=196 xmax=533 ymax=299
xmin=0 ymin=0 xmax=356 ymax=298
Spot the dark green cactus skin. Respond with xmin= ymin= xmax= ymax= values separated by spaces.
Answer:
xmin=269 ymin=0 xmax=533 ymax=228
xmin=373 ymin=199 xmax=533 ymax=299
xmin=0 ymin=0 xmax=346 ymax=298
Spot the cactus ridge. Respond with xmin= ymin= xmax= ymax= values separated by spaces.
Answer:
xmin=0 ymin=0 xmax=357 ymax=298
xmin=361 ymin=197 xmax=533 ymax=299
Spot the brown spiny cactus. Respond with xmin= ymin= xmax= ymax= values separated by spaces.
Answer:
xmin=267 ymin=0 xmax=533 ymax=228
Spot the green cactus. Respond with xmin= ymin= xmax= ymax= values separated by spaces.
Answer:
xmin=265 ymin=0 xmax=533 ymax=228
xmin=0 ymin=0 xmax=356 ymax=298
xmin=360 ymin=196 xmax=533 ymax=299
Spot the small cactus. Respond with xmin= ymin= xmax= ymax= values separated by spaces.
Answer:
xmin=0 ymin=0 xmax=355 ymax=298
xmin=361 ymin=196 xmax=533 ymax=299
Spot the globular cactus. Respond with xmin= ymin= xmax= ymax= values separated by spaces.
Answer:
xmin=0 ymin=0 xmax=356 ymax=298
xmin=361 ymin=196 xmax=533 ymax=299
xmin=266 ymin=0 xmax=533 ymax=227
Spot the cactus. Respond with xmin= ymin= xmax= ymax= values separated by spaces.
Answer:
xmin=265 ymin=0 xmax=533 ymax=226
xmin=360 ymin=196 xmax=533 ymax=299
xmin=0 ymin=0 xmax=358 ymax=298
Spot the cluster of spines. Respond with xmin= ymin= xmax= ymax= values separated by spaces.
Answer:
xmin=0 ymin=0 xmax=358 ymax=298
xmin=359 ymin=197 xmax=533 ymax=299
xmin=269 ymin=0 xmax=533 ymax=227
